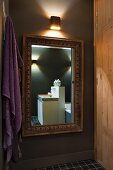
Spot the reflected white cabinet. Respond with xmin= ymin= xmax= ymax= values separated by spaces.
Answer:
xmin=37 ymin=87 xmax=65 ymax=125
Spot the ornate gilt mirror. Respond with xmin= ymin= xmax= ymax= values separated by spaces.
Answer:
xmin=22 ymin=35 xmax=84 ymax=136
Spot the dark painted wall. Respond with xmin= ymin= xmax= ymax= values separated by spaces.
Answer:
xmin=9 ymin=0 xmax=94 ymax=169
xmin=0 ymin=0 xmax=3 ymax=169
xmin=0 ymin=0 xmax=9 ymax=169
xmin=31 ymin=47 xmax=71 ymax=116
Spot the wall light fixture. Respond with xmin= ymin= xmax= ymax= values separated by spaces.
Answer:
xmin=50 ymin=16 xmax=61 ymax=30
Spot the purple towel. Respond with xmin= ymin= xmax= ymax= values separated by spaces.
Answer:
xmin=2 ymin=16 xmax=23 ymax=162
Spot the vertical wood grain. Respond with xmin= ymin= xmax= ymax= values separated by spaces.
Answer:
xmin=94 ymin=0 xmax=113 ymax=169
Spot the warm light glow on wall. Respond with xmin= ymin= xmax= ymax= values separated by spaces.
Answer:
xmin=37 ymin=0 xmax=74 ymax=18
xmin=35 ymin=0 xmax=75 ymax=38
xmin=40 ymin=29 xmax=68 ymax=38
xmin=50 ymin=26 xmax=61 ymax=31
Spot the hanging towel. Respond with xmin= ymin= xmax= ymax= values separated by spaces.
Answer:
xmin=2 ymin=16 xmax=23 ymax=162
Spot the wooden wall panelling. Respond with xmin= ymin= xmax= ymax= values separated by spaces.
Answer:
xmin=102 ymin=27 xmax=113 ymax=169
xmin=94 ymin=0 xmax=113 ymax=169
xmin=94 ymin=0 xmax=103 ymax=163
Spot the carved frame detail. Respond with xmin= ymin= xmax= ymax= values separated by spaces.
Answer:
xmin=22 ymin=35 xmax=84 ymax=136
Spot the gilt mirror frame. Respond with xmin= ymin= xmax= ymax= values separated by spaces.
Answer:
xmin=22 ymin=34 xmax=84 ymax=136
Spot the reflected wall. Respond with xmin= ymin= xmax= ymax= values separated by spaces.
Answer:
xmin=31 ymin=46 xmax=71 ymax=117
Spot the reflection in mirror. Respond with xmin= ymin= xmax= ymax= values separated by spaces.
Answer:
xmin=31 ymin=45 xmax=74 ymax=126
xmin=22 ymin=35 xmax=84 ymax=136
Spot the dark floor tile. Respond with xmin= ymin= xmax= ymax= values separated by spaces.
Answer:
xmin=33 ymin=159 xmax=105 ymax=170
xmin=82 ymin=165 xmax=90 ymax=169
xmin=94 ymin=163 xmax=103 ymax=168
xmin=75 ymin=167 xmax=83 ymax=170
xmin=46 ymin=166 xmax=53 ymax=170
xmin=88 ymin=164 xmax=95 ymax=168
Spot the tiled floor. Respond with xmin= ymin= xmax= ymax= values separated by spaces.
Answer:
xmin=32 ymin=159 xmax=106 ymax=170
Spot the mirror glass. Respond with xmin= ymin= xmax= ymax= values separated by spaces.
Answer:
xmin=31 ymin=45 xmax=74 ymax=126
xmin=22 ymin=35 xmax=83 ymax=136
